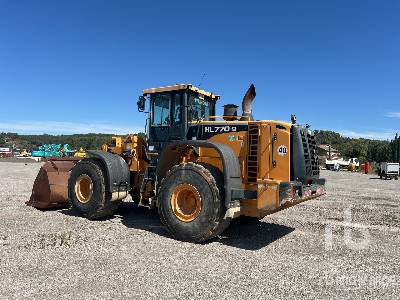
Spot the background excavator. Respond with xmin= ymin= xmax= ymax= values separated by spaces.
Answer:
xmin=27 ymin=84 xmax=325 ymax=242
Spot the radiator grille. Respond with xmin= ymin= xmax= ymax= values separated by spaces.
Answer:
xmin=301 ymin=130 xmax=320 ymax=177
xmin=247 ymin=124 xmax=259 ymax=183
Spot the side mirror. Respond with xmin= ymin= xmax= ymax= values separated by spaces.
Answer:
xmin=137 ymin=96 xmax=146 ymax=112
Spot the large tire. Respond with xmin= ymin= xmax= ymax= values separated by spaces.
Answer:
xmin=68 ymin=159 xmax=120 ymax=219
xmin=158 ymin=162 xmax=230 ymax=242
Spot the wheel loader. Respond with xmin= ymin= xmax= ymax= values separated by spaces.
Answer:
xmin=27 ymin=84 xmax=325 ymax=242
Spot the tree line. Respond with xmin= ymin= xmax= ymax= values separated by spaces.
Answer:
xmin=314 ymin=130 xmax=399 ymax=163
xmin=1 ymin=130 xmax=399 ymax=163
xmin=0 ymin=132 xmax=116 ymax=150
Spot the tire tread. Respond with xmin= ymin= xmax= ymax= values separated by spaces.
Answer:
xmin=158 ymin=162 xmax=229 ymax=242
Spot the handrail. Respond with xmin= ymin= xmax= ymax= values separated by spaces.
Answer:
xmin=272 ymin=133 xmax=277 ymax=168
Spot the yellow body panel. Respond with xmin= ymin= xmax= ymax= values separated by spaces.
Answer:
xmin=127 ymin=135 xmax=148 ymax=172
xmin=190 ymin=119 xmax=293 ymax=218
xmin=197 ymin=130 xmax=247 ymax=174
xmin=102 ymin=118 xmax=320 ymax=219
xmin=74 ymin=148 xmax=88 ymax=158
xmin=104 ymin=134 xmax=148 ymax=173
xmin=256 ymin=121 xmax=291 ymax=181
xmin=111 ymin=136 xmax=123 ymax=155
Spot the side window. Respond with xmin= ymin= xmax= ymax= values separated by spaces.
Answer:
xmin=188 ymin=94 xmax=212 ymax=121
xmin=152 ymin=94 xmax=171 ymax=125
xmin=172 ymin=94 xmax=182 ymax=125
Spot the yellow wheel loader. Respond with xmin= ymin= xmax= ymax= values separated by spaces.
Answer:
xmin=27 ymin=84 xmax=325 ymax=242
xmin=74 ymin=147 xmax=88 ymax=158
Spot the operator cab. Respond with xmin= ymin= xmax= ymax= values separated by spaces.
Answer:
xmin=139 ymin=84 xmax=220 ymax=151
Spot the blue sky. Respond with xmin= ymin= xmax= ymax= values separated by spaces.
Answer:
xmin=0 ymin=0 xmax=399 ymax=139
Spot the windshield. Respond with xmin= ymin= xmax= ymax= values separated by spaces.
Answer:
xmin=188 ymin=94 xmax=214 ymax=121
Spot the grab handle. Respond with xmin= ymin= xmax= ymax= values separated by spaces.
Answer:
xmin=272 ymin=133 xmax=277 ymax=168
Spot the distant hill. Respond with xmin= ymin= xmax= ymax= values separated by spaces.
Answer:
xmin=1 ymin=130 xmax=399 ymax=163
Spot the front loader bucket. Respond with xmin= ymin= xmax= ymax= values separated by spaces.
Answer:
xmin=27 ymin=157 xmax=82 ymax=209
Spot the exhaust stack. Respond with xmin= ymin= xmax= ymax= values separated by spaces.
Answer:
xmin=241 ymin=84 xmax=256 ymax=120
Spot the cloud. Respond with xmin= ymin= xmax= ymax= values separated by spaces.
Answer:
xmin=0 ymin=120 xmax=144 ymax=135
xmin=338 ymin=130 xmax=396 ymax=140
xmin=386 ymin=112 xmax=400 ymax=118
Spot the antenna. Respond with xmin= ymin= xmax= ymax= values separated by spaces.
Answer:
xmin=198 ymin=73 xmax=206 ymax=87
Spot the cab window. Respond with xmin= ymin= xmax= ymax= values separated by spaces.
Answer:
xmin=187 ymin=94 xmax=214 ymax=122
xmin=152 ymin=94 xmax=171 ymax=126
xmin=172 ymin=94 xmax=182 ymax=125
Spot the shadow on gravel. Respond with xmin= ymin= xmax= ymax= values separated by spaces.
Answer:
xmin=61 ymin=202 xmax=295 ymax=250
xmin=60 ymin=202 xmax=171 ymax=239
xmin=117 ymin=202 xmax=171 ymax=238
xmin=214 ymin=220 xmax=295 ymax=250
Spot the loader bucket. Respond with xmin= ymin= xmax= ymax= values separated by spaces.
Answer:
xmin=26 ymin=157 xmax=82 ymax=209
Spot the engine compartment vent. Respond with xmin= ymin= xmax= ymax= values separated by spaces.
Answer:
xmin=301 ymin=130 xmax=320 ymax=177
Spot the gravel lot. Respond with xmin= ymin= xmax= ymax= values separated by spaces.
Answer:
xmin=0 ymin=162 xmax=399 ymax=299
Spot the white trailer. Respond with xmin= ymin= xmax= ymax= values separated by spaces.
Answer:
xmin=325 ymin=158 xmax=359 ymax=171
xmin=379 ymin=162 xmax=399 ymax=180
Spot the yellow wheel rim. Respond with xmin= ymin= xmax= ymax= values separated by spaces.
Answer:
xmin=75 ymin=174 xmax=93 ymax=203
xmin=171 ymin=183 xmax=202 ymax=222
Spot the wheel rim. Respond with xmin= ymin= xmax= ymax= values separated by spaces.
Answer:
xmin=75 ymin=174 xmax=93 ymax=203
xmin=171 ymin=183 xmax=202 ymax=222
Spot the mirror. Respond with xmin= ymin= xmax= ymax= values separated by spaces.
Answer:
xmin=137 ymin=96 xmax=146 ymax=112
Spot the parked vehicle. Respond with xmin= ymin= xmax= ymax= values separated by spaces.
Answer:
xmin=0 ymin=147 xmax=13 ymax=157
xmin=31 ymin=144 xmax=75 ymax=158
xmin=325 ymin=157 xmax=359 ymax=170
xmin=379 ymin=162 xmax=399 ymax=180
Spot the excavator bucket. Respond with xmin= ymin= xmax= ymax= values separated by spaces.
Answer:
xmin=26 ymin=157 xmax=82 ymax=209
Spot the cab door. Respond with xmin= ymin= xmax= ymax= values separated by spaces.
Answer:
xmin=148 ymin=93 xmax=171 ymax=151
xmin=168 ymin=92 xmax=184 ymax=141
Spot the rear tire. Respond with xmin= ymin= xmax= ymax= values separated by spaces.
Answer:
xmin=158 ymin=162 xmax=229 ymax=242
xmin=68 ymin=159 xmax=120 ymax=219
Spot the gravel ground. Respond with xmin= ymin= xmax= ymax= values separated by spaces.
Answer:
xmin=0 ymin=162 xmax=399 ymax=299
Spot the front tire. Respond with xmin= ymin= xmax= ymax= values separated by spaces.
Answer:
xmin=68 ymin=159 xmax=120 ymax=219
xmin=158 ymin=163 xmax=229 ymax=242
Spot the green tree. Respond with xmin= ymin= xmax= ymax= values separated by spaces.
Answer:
xmin=391 ymin=133 xmax=400 ymax=163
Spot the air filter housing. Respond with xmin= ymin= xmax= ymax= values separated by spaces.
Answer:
xmin=223 ymin=104 xmax=238 ymax=121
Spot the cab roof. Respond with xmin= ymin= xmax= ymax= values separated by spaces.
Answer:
xmin=143 ymin=84 xmax=220 ymax=100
